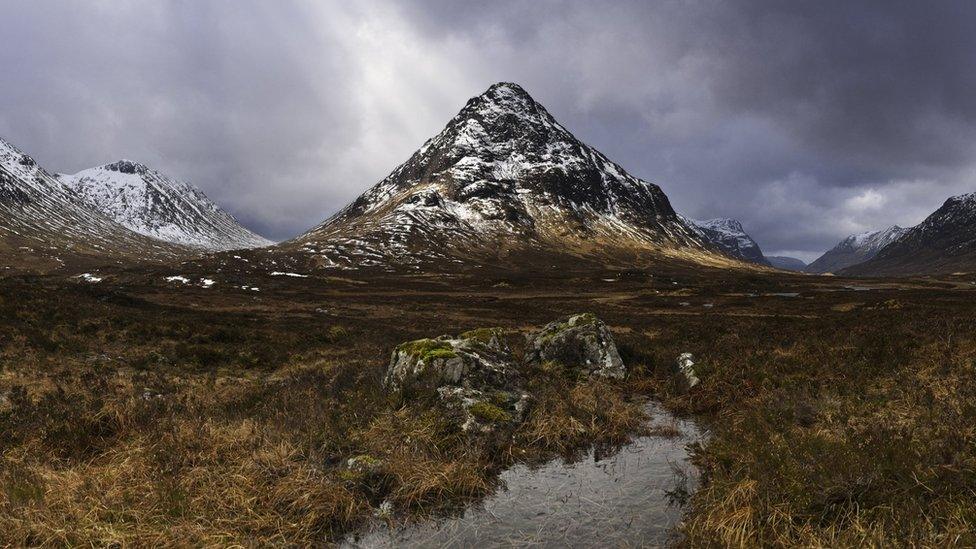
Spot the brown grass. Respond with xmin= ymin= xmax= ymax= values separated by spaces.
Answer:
xmin=4 ymin=269 xmax=976 ymax=545
xmin=0 ymin=278 xmax=655 ymax=545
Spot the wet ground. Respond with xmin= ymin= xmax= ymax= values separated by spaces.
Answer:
xmin=344 ymin=403 xmax=702 ymax=548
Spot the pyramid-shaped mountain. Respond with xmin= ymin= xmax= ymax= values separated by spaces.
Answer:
xmin=289 ymin=83 xmax=728 ymax=270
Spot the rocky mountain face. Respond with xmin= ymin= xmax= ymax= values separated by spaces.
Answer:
xmin=0 ymin=137 xmax=185 ymax=272
xmin=60 ymin=161 xmax=271 ymax=251
xmin=288 ymin=82 xmax=729 ymax=271
xmin=766 ymin=256 xmax=807 ymax=271
xmin=685 ymin=217 xmax=770 ymax=265
xmin=842 ymin=194 xmax=976 ymax=276
xmin=805 ymin=226 xmax=907 ymax=274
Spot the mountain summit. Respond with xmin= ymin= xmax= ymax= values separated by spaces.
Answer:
xmin=0 ymin=137 xmax=185 ymax=271
xmin=806 ymin=226 xmax=907 ymax=274
xmin=290 ymin=82 xmax=723 ymax=270
xmin=842 ymin=194 xmax=976 ymax=276
xmin=60 ymin=161 xmax=271 ymax=251
xmin=685 ymin=217 xmax=770 ymax=266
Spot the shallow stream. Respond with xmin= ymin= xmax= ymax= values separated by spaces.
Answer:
xmin=344 ymin=402 xmax=702 ymax=548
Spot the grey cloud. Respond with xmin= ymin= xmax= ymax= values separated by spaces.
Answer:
xmin=1 ymin=0 xmax=975 ymax=255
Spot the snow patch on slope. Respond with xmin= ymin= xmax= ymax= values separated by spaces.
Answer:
xmin=683 ymin=216 xmax=769 ymax=265
xmin=60 ymin=160 xmax=271 ymax=251
xmin=295 ymin=83 xmax=715 ymax=270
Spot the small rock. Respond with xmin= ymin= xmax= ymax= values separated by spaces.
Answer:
xmin=346 ymin=454 xmax=385 ymax=474
xmin=374 ymin=500 xmax=394 ymax=518
xmin=523 ymin=313 xmax=625 ymax=379
xmin=675 ymin=353 xmax=701 ymax=390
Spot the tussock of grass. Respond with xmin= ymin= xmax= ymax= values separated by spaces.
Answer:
xmin=7 ymin=271 xmax=975 ymax=545
xmin=668 ymin=314 xmax=976 ymax=547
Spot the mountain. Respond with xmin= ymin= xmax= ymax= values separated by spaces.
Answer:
xmin=767 ymin=256 xmax=806 ymax=271
xmin=842 ymin=194 xmax=976 ymax=276
xmin=0 ymin=137 xmax=185 ymax=272
xmin=59 ymin=161 xmax=271 ymax=251
xmin=805 ymin=226 xmax=907 ymax=274
xmin=685 ymin=217 xmax=770 ymax=265
xmin=288 ymin=82 xmax=732 ymax=271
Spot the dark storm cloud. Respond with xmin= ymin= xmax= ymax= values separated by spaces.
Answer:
xmin=2 ymin=1 xmax=975 ymax=257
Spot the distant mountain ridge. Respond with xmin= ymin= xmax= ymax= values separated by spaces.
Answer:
xmin=842 ymin=194 xmax=976 ymax=276
xmin=0 ymin=137 xmax=185 ymax=271
xmin=685 ymin=217 xmax=770 ymax=266
xmin=767 ymin=256 xmax=806 ymax=271
xmin=288 ymin=82 xmax=737 ymax=271
xmin=60 ymin=160 xmax=271 ymax=251
xmin=805 ymin=226 xmax=907 ymax=274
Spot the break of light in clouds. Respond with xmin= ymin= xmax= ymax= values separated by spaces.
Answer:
xmin=2 ymin=0 xmax=976 ymax=258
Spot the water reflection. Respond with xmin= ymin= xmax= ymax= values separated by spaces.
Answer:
xmin=345 ymin=402 xmax=701 ymax=548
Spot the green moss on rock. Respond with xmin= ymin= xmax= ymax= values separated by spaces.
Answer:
xmin=397 ymin=338 xmax=457 ymax=361
xmin=468 ymin=401 xmax=512 ymax=423
xmin=460 ymin=327 xmax=505 ymax=344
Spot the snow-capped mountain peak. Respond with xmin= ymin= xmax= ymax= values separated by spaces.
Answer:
xmin=842 ymin=225 xmax=906 ymax=251
xmin=684 ymin=217 xmax=770 ymax=265
xmin=805 ymin=225 xmax=907 ymax=273
xmin=289 ymin=82 xmax=725 ymax=270
xmin=60 ymin=161 xmax=271 ymax=251
xmin=842 ymin=193 xmax=976 ymax=275
xmin=0 ymin=136 xmax=188 ymax=270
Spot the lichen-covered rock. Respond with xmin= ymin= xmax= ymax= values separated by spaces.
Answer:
xmin=675 ymin=353 xmax=701 ymax=391
xmin=386 ymin=329 xmax=531 ymax=433
xmin=346 ymin=454 xmax=385 ymax=475
xmin=523 ymin=313 xmax=625 ymax=378
xmin=384 ymin=333 xmax=516 ymax=392
xmin=437 ymin=386 xmax=532 ymax=433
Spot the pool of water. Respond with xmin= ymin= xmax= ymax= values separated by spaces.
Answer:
xmin=343 ymin=402 xmax=702 ymax=548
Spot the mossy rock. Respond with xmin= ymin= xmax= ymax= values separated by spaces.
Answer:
xmin=524 ymin=313 xmax=625 ymax=379
xmin=468 ymin=400 xmax=512 ymax=423
xmin=460 ymin=327 xmax=505 ymax=344
xmin=396 ymin=338 xmax=458 ymax=361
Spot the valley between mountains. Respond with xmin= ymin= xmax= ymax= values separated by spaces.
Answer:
xmin=3 ymin=83 xmax=976 ymax=547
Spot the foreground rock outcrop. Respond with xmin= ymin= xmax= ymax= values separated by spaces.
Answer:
xmin=524 ymin=313 xmax=625 ymax=379
xmin=385 ymin=315 xmax=628 ymax=432
xmin=385 ymin=329 xmax=517 ymax=392
xmin=385 ymin=329 xmax=530 ymax=433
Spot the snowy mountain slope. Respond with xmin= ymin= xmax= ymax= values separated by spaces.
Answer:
xmin=766 ymin=256 xmax=807 ymax=271
xmin=0 ymin=137 xmax=186 ymax=271
xmin=684 ymin=217 xmax=770 ymax=265
xmin=842 ymin=194 xmax=976 ymax=276
xmin=287 ymin=82 xmax=734 ymax=271
xmin=60 ymin=161 xmax=271 ymax=251
xmin=805 ymin=226 xmax=907 ymax=274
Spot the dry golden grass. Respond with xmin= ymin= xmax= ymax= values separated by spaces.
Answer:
xmin=674 ymin=318 xmax=976 ymax=547
xmin=0 ymin=282 xmax=654 ymax=545
xmin=5 ymin=270 xmax=976 ymax=546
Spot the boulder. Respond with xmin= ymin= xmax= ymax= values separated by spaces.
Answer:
xmin=675 ymin=353 xmax=701 ymax=391
xmin=523 ymin=313 xmax=625 ymax=378
xmin=385 ymin=328 xmax=529 ymax=433
xmin=384 ymin=331 xmax=516 ymax=392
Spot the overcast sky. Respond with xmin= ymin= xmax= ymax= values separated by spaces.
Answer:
xmin=3 ymin=1 xmax=976 ymax=261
